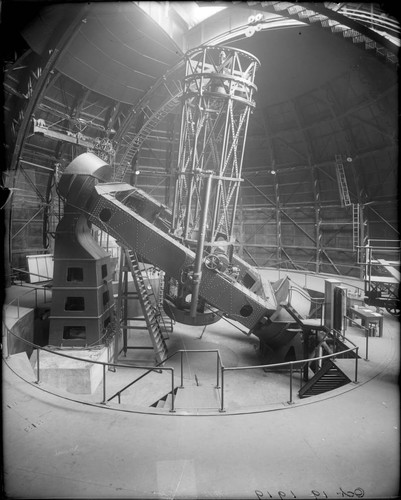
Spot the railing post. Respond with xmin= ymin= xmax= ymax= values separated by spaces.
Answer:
xmin=170 ymin=369 xmax=176 ymax=412
xmin=219 ymin=367 xmax=225 ymax=412
xmin=101 ymin=364 xmax=107 ymax=404
xmin=216 ymin=352 xmax=220 ymax=389
xmin=35 ymin=348 xmax=40 ymax=384
xmin=5 ymin=327 xmax=10 ymax=359
xmin=180 ymin=351 xmax=184 ymax=388
xmin=288 ymin=363 xmax=293 ymax=404
xmin=354 ymin=347 xmax=359 ymax=383
xmin=365 ymin=329 xmax=369 ymax=361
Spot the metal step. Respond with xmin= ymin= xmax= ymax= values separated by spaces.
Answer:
xmin=150 ymin=387 xmax=178 ymax=409
xmin=299 ymin=359 xmax=351 ymax=398
xmin=124 ymin=248 xmax=168 ymax=364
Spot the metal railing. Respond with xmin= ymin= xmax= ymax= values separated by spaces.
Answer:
xmin=12 ymin=267 xmax=53 ymax=283
xmin=108 ymin=349 xmax=223 ymax=410
xmin=3 ymin=317 xmax=359 ymax=413
xmin=260 ymin=266 xmax=366 ymax=294
xmin=3 ymin=324 xmax=178 ymax=411
xmin=2 ymin=286 xmax=178 ymax=408
xmin=219 ymin=340 xmax=359 ymax=412
xmin=3 ymin=286 xmax=364 ymax=413
xmin=344 ymin=316 xmax=372 ymax=361
xmin=288 ymin=283 xmax=325 ymax=322
xmin=4 ymin=285 xmax=51 ymax=320
xmin=3 ymin=289 xmax=222 ymax=412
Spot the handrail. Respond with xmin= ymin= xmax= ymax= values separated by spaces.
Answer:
xmin=107 ymin=354 xmax=172 ymax=403
xmin=12 ymin=267 xmax=52 ymax=282
xmin=287 ymin=284 xmax=324 ymax=324
xmin=136 ymin=259 xmax=170 ymax=340
xmin=366 ymin=239 xmax=401 ymax=246
xmin=272 ymin=268 xmax=373 ymax=306
xmin=264 ymin=263 xmax=364 ymax=281
xmin=3 ymin=286 xmax=363 ymax=413
xmin=3 ymin=322 xmax=177 ymax=411
xmin=344 ymin=316 xmax=371 ymax=361
xmin=329 ymin=326 xmax=365 ymax=362
xmin=288 ymin=282 xmax=325 ymax=304
xmin=4 ymin=285 xmax=52 ymax=318
xmin=330 ymin=327 xmax=358 ymax=348
xmin=106 ymin=327 xmax=207 ymax=403
xmin=108 ymin=348 xmax=223 ymax=405
xmin=221 ymin=348 xmax=354 ymax=373
xmin=288 ymin=284 xmax=325 ymax=311
xmin=3 ymin=316 xmax=361 ymax=413
xmin=219 ymin=344 xmax=359 ymax=412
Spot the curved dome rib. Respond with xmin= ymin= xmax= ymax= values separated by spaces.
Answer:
xmin=229 ymin=1 xmax=398 ymax=65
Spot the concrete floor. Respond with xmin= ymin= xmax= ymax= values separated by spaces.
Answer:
xmin=2 ymin=276 xmax=400 ymax=499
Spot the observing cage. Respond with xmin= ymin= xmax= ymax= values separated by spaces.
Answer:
xmin=171 ymin=45 xmax=260 ymax=250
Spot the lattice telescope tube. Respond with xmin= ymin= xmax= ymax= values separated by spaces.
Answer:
xmin=172 ymin=45 xmax=260 ymax=250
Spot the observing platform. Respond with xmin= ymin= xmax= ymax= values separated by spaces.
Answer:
xmin=2 ymin=272 xmax=399 ymax=498
xmin=2 ymin=270 xmax=395 ymax=413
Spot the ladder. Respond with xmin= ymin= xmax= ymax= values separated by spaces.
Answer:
xmin=352 ymin=203 xmax=360 ymax=252
xmin=335 ymin=155 xmax=351 ymax=206
xmin=158 ymin=270 xmax=174 ymax=335
xmin=121 ymin=248 xmax=168 ymax=364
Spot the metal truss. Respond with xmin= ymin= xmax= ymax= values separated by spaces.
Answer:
xmin=171 ymin=45 xmax=260 ymax=254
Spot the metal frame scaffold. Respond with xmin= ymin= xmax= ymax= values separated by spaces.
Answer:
xmin=363 ymin=239 xmax=400 ymax=316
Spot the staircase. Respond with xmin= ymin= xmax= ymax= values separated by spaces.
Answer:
xmin=299 ymin=359 xmax=351 ymax=398
xmin=150 ymin=385 xmax=220 ymax=412
xmin=329 ymin=333 xmax=359 ymax=359
xmin=150 ymin=387 xmax=178 ymax=410
xmin=123 ymin=248 xmax=168 ymax=364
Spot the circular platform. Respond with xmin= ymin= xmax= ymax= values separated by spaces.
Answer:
xmin=4 ymin=308 xmax=398 ymax=416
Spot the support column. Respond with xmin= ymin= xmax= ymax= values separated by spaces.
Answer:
xmin=190 ymin=172 xmax=213 ymax=318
